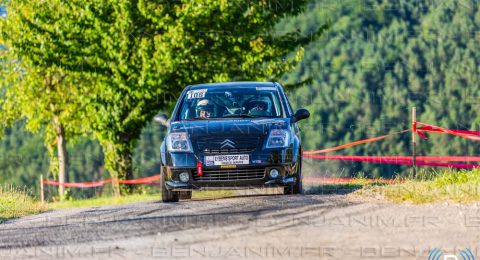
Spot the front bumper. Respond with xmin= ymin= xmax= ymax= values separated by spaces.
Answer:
xmin=165 ymin=176 xmax=296 ymax=191
xmin=162 ymin=146 xmax=300 ymax=191
xmin=163 ymin=164 xmax=297 ymax=191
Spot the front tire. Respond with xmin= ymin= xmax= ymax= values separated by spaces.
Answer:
xmin=161 ymin=167 xmax=179 ymax=202
xmin=284 ymin=152 xmax=303 ymax=195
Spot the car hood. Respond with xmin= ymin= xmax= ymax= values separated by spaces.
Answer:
xmin=169 ymin=118 xmax=289 ymax=138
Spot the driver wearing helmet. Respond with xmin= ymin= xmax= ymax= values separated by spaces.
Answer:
xmin=248 ymin=97 xmax=271 ymax=116
xmin=196 ymin=99 xmax=216 ymax=118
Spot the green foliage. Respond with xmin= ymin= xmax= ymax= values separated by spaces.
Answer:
xmin=280 ymin=0 xmax=480 ymax=177
xmin=0 ymin=2 xmax=93 ymax=199
xmin=0 ymin=61 xmax=90 ymax=175
xmin=0 ymin=0 xmax=326 ymax=194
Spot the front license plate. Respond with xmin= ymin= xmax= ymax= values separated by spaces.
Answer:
xmin=205 ymin=154 xmax=249 ymax=166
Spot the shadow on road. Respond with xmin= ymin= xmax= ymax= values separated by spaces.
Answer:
xmin=171 ymin=182 xmax=387 ymax=202
xmin=305 ymin=184 xmax=364 ymax=195
xmin=305 ymin=182 xmax=388 ymax=195
xmin=188 ymin=193 xmax=280 ymax=202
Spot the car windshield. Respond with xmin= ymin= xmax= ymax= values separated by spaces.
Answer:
xmin=178 ymin=86 xmax=284 ymax=120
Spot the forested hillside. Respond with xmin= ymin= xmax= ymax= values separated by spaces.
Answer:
xmin=280 ymin=0 xmax=480 ymax=177
xmin=1 ymin=0 xmax=479 ymax=192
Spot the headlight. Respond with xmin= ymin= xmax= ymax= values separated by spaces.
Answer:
xmin=166 ymin=132 xmax=193 ymax=152
xmin=269 ymin=168 xmax=280 ymax=178
xmin=179 ymin=172 xmax=190 ymax=182
xmin=266 ymin=129 xmax=289 ymax=148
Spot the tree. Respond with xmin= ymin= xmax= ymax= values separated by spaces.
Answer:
xmin=0 ymin=52 xmax=89 ymax=200
xmin=1 ymin=0 xmax=328 ymax=194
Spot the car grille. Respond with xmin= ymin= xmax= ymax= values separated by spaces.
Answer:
xmin=196 ymin=137 xmax=260 ymax=154
xmin=193 ymin=168 xmax=266 ymax=181
xmin=202 ymin=148 xmax=252 ymax=154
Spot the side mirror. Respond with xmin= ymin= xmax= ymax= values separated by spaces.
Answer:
xmin=293 ymin=108 xmax=310 ymax=123
xmin=154 ymin=113 xmax=170 ymax=127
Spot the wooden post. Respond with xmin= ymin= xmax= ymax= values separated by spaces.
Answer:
xmin=40 ymin=174 xmax=45 ymax=203
xmin=411 ymin=107 xmax=417 ymax=177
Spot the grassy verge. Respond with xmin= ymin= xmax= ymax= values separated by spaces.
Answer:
xmin=0 ymin=186 xmax=47 ymax=223
xmin=353 ymin=168 xmax=480 ymax=204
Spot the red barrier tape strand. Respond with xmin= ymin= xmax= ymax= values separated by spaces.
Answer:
xmin=42 ymin=179 xmax=113 ymax=188
xmin=117 ymin=175 xmax=161 ymax=184
xmin=304 ymin=155 xmax=480 ymax=169
xmin=417 ymin=122 xmax=480 ymax=141
xmin=303 ymin=130 xmax=409 ymax=155
xmin=303 ymin=155 xmax=480 ymax=162
xmin=42 ymin=175 xmax=161 ymax=188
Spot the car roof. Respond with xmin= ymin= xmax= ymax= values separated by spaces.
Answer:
xmin=187 ymin=81 xmax=277 ymax=90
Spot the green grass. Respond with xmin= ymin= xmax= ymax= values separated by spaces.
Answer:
xmin=0 ymin=186 xmax=47 ymax=222
xmin=354 ymin=168 xmax=480 ymax=204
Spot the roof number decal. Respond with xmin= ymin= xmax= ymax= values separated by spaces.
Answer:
xmin=186 ymin=89 xmax=207 ymax=99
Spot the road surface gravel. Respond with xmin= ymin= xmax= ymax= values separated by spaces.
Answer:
xmin=1 ymin=189 xmax=480 ymax=259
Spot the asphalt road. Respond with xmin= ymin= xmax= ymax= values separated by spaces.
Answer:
xmin=1 ymin=189 xmax=480 ymax=260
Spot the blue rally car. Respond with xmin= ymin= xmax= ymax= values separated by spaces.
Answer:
xmin=155 ymin=82 xmax=310 ymax=202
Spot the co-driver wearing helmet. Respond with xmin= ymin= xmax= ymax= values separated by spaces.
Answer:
xmin=247 ymin=97 xmax=271 ymax=116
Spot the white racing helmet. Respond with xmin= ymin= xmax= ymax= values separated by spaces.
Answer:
xmin=195 ymin=99 xmax=216 ymax=118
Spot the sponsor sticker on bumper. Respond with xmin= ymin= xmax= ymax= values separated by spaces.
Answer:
xmin=205 ymin=154 xmax=249 ymax=166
